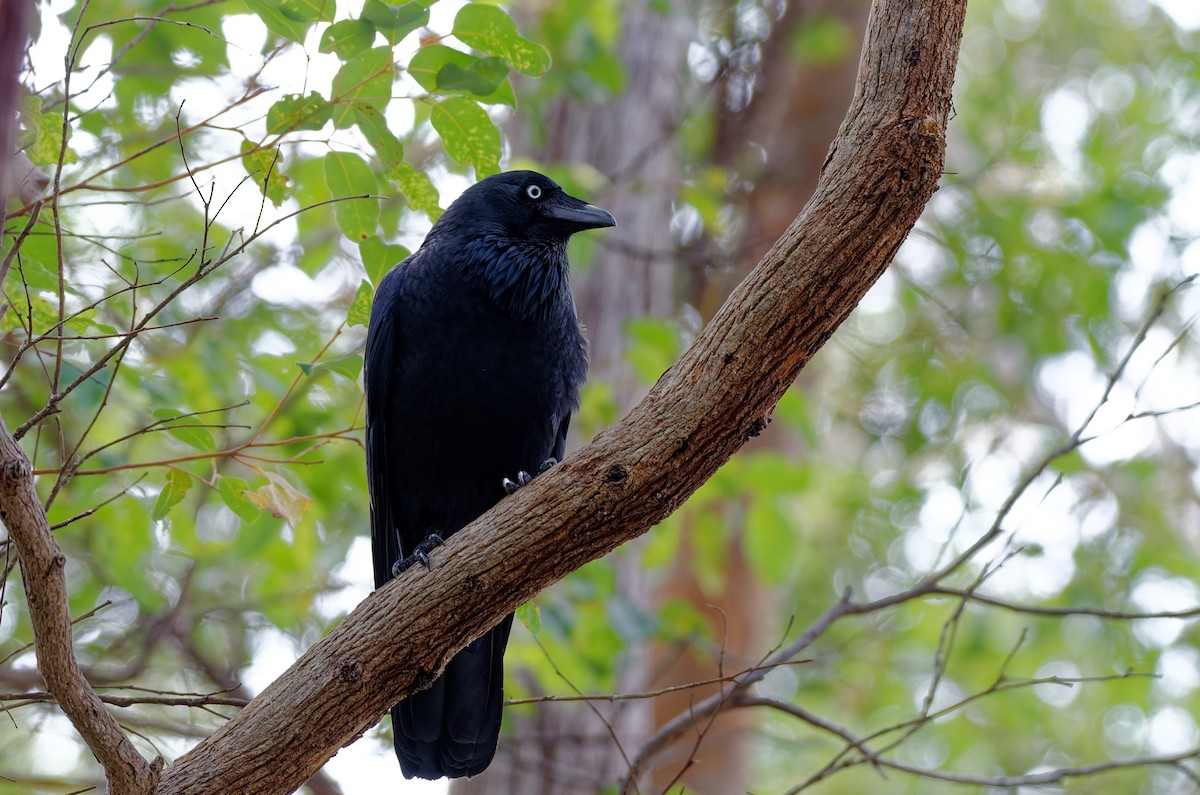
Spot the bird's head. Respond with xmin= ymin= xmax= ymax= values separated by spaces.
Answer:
xmin=431 ymin=170 xmax=616 ymax=244
xmin=420 ymin=170 xmax=614 ymax=319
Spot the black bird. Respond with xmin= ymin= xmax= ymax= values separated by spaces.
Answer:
xmin=364 ymin=170 xmax=615 ymax=780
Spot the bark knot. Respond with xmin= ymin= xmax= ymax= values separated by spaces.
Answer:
xmin=605 ymin=464 xmax=628 ymax=484
xmin=1 ymin=457 xmax=31 ymax=482
xmin=747 ymin=417 xmax=770 ymax=438
xmin=337 ymin=660 xmax=361 ymax=684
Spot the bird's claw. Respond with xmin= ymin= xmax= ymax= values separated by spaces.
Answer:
xmin=502 ymin=470 xmax=533 ymax=494
xmin=502 ymin=458 xmax=560 ymax=494
xmin=392 ymin=533 xmax=445 ymax=576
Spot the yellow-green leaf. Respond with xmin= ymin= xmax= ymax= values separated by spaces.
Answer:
xmin=516 ymin=601 xmax=542 ymax=635
xmin=452 ymin=4 xmax=551 ymax=77
xmin=247 ymin=472 xmax=312 ymax=527
xmin=241 ymin=141 xmax=290 ymax=206
xmin=23 ymin=100 xmax=76 ymax=165
xmin=267 ymin=92 xmax=332 ymax=134
xmin=387 ymin=161 xmax=442 ymax=220
xmin=430 ymin=98 xmax=500 ymax=177
xmin=347 ymin=280 xmax=373 ymax=327
xmin=353 ymin=105 xmax=404 ymax=172
xmin=331 ymin=46 xmax=394 ymax=128
xmin=153 ymin=469 xmax=193 ymax=520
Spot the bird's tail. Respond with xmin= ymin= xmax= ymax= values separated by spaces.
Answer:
xmin=393 ymin=613 xmax=515 ymax=779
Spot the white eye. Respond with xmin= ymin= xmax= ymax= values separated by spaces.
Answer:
xmin=525 ymin=184 xmax=542 ymax=200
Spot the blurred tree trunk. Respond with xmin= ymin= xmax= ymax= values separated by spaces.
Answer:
xmin=648 ymin=3 xmax=869 ymax=792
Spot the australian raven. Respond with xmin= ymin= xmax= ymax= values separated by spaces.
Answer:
xmin=364 ymin=170 xmax=615 ymax=779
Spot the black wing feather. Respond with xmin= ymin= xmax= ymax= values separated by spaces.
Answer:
xmin=365 ymin=265 xmax=411 ymax=590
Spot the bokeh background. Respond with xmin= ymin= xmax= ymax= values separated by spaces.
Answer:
xmin=2 ymin=0 xmax=1199 ymax=792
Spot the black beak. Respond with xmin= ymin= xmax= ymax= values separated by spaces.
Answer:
xmin=540 ymin=193 xmax=616 ymax=231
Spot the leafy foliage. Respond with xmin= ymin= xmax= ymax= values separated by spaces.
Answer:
xmin=1 ymin=0 xmax=1199 ymax=793
xmin=0 ymin=0 xmax=564 ymax=788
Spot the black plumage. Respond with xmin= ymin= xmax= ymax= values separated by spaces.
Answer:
xmin=363 ymin=170 xmax=615 ymax=780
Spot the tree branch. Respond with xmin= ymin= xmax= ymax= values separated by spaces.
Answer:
xmin=153 ymin=0 xmax=964 ymax=791
xmin=0 ymin=414 xmax=160 ymax=793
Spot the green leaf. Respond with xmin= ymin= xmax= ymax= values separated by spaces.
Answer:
xmin=150 ymin=410 xmax=218 ymax=452
xmin=346 ymin=280 xmax=373 ymax=327
xmin=240 ymin=141 xmax=290 ymax=206
xmin=744 ymin=500 xmax=795 ymax=586
xmin=516 ymin=601 xmax=542 ymax=635
xmin=331 ymin=46 xmax=394 ymax=128
xmin=361 ymin=0 xmax=428 ymax=46
xmin=641 ymin=516 xmax=682 ymax=570
xmin=297 ymin=351 xmax=364 ymax=379
xmin=387 ymin=161 xmax=442 ymax=220
xmin=430 ymin=98 xmax=500 ymax=177
xmin=2 ymin=292 xmax=59 ymax=332
xmin=789 ymin=14 xmax=854 ymax=66
xmin=353 ymin=105 xmax=404 ymax=172
xmin=359 ymin=236 xmax=409 ymax=285
xmin=10 ymin=257 xmax=58 ymax=292
xmin=266 ymin=92 xmax=332 ymax=134
xmin=436 ymin=56 xmax=509 ymax=96
xmin=452 ymin=4 xmax=551 ymax=76
xmin=282 ymin=0 xmax=335 ymax=24
xmin=408 ymin=45 xmax=515 ymax=105
xmin=626 ymin=318 xmax=680 ymax=383
xmin=319 ymin=18 xmax=375 ymax=59
xmin=23 ymin=100 xmax=75 ymax=165
xmin=168 ymin=424 xmax=216 ymax=452
xmin=217 ymin=476 xmax=261 ymax=523
xmin=244 ymin=0 xmax=310 ymax=43
xmin=153 ymin=469 xmax=193 ymax=521
xmin=323 ymin=152 xmax=380 ymax=240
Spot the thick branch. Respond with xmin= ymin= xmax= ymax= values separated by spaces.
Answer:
xmin=157 ymin=0 xmax=964 ymax=792
xmin=0 ymin=415 xmax=160 ymax=793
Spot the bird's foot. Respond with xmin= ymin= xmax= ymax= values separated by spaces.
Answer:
xmin=392 ymin=533 xmax=444 ymax=576
xmin=502 ymin=458 xmax=558 ymax=494
xmin=501 ymin=470 xmax=531 ymax=494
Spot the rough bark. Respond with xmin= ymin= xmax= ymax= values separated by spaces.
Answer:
xmin=148 ymin=1 xmax=963 ymax=790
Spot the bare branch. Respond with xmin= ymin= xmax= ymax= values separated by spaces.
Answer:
xmin=0 ymin=689 xmax=249 ymax=709
xmin=830 ymin=746 xmax=1200 ymax=790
